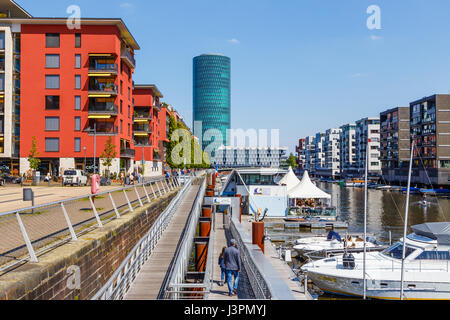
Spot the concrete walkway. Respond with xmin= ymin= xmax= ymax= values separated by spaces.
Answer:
xmin=124 ymin=184 xmax=200 ymax=300
xmin=241 ymin=218 xmax=310 ymax=300
xmin=208 ymin=211 xmax=255 ymax=300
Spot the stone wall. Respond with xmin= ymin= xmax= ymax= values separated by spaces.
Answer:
xmin=0 ymin=189 xmax=179 ymax=300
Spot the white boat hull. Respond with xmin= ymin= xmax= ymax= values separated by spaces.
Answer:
xmin=307 ymin=271 xmax=450 ymax=300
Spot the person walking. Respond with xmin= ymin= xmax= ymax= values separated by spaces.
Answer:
xmin=223 ymin=239 xmax=241 ymax=296
xmin=218 ymin=247 xmax=227 ymax=286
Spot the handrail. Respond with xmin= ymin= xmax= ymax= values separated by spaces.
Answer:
xmin=164 ymin=177 xmax=207 ymax=299
xmin=0 ymin=176 xmax=183 ymax=273
xmin=229 ymin=214 xmax=296 ymax=300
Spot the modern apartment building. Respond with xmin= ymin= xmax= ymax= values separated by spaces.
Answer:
xmin=132 ymin=84 xmax=164 ymax=175
xmin=380 ymin=107 xmax=411 ymax=184
xmin=213 ymin=146 xmax=288 ymax=168
xmin=339 ymin=123 xmax=358 ymax=177
xmin=314 ymin=132 xmax=326 ymax=175
xmin=410 ymin=94 xmax=450 ymax=186
xmin=0 ymin=0 xmax=30 ymax=175
xmin=303 ymin=136 xmax=316 ymax=174
xmin=355 ymin=117 xmax=381 ymax=177
xmin=295 ymin=138 xmax=306 ymax=174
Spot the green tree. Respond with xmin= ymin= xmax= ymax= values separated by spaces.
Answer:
xmin=100 ymin=137 xmax=117 ymax=177
xmin=28 ymin=136 xmax=41 ymax=171
xmin=286 ymin=153 xmax=298 ymax=169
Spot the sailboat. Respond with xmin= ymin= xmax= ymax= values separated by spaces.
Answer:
xmin=301 ymin=141 xmax=450 ymax=300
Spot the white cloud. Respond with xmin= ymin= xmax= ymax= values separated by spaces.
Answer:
xmin=120 ymin=2 xmax=134 ymax=8
xmin=370 ymin=35 xmax=383 ymax=41
xmin=228 ymin=38 xmax=240 ymax=45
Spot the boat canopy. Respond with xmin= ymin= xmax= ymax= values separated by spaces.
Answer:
xmin=411 ymin=222 xmax=450 ymax=245
xmin=277 ymin=166 xmax=301 ymax=191
xmin=288 ymin=171 xmax=331 ymax=199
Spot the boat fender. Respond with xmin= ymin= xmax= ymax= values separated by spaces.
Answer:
xmin=343 ymin=253 xmax=350 ymax=269
xmin=348 ymin=253 xmax=355 ymax=269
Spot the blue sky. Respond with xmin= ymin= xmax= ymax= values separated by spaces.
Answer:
xmin=18 ymin=0 xmax=450 ymax=153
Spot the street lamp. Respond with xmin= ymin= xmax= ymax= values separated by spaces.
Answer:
xmin=83 ymin=146 xmax=87 ymax=173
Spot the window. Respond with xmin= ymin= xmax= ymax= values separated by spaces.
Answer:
xmin=75 ymin=138 xmax=81 ymax=152
xmin=45 ymin=33 xmax=60 ymax=48
xmin=75 ymin=75 xmax=81 ymax=89
xmin=120 ymin=100 xmax=123 ymax=114
xmin=75 ymin=54 xmax=81 ymax=69
xmin=120 ymin=120 xmax=123 ymax=133
xmin=416 ymin=251 xmax=450 ymax=260
xmin=75 ymin=117 xmax=81 ymax=131
xmin=128 ymin=123 xmax=130 ymax=136
xmin=45 ymin=96 xmax=60 ymax=110
xmin=0 ymin=73 xmax=4 ymax=91
xmin=45 ymin=54 xmax=60 ymax=68
xmin=382 ymin=243 xmax=416 ymax=260
xmin=75 ymin=33 xmax=81 ymax=48
xmin=45 ymin=138 xmax=59 ymax=152
xmin=120 ymin=80 xmax=123 ymax=94
xmin=128 ymin=105 xmax=130 ymax=118
xmin=46 ymin=75 xmax=60 ymax=89
xmin=75 ymin=96 xmax=81 ymax=110
xmin=45 ymin=117 xmax=60 ymax=131
xmin=128 ymin=87 xmax=130 ymax=100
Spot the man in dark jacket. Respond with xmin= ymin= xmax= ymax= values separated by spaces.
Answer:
xmin=223 ymin=239 xmax=241 ymax=296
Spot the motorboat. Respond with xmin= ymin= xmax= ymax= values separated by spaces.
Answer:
xmin=301 ymin=222 xmax=450 ymax=300
xmin=288 ymin=206 xmax=337 ymax=221
xmin=294 ymin=231 xmax=378 ymax=254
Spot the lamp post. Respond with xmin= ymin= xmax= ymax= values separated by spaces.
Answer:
xmin=93 ymin=123 xmax=97 ymax=174
xmin=83 ymin=146 xmax=87 ymax=173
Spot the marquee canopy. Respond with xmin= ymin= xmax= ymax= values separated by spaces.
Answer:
xmin=277 ymin=166 xmax=301 ymax=192
xmin=288 ymin=171 xmax=331 ymax=200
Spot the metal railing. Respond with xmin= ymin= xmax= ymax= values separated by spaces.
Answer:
xmin=0 ymin=176 xmax=183 ymax=274
xmin=91 ymin=176 xmax=193 ymax=300
xmin=164 ymin=177 xmax=209 ymax=299
xmin=229 ymin=215 xmax=296 ymax=300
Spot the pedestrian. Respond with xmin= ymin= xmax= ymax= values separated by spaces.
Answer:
xmin=218 ymin=246 xmax=227 ymax=286
xmin=223 ymin=239 xmax=241 ymax=296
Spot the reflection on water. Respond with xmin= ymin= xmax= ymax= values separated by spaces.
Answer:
xmin=318 ymin=182 xmax=450 ymax=241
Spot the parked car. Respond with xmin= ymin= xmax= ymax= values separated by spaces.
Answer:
xmin=1 ymin=174 xmax=22 ymax=184
xmin=62 ymin=170 xmax=88 ymax=187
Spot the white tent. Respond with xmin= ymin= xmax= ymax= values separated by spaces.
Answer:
xmin=288 ymin=171 xmax=331 ymax=199
xmin=277 ymin=166 xmax=301 ymax=192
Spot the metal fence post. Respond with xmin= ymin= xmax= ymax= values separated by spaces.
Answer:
xmin=61 ymin=203 xmax=78 ymax=241
xmin=16 ymin=212 xmax=38 ymax=262
xmin=160 ymin=180 xmax=167 ymax=194
xmin=89 ymin=195 xmax=103 ymax=228
xmin=123 ymin=189 xmax=134 ymax=212
xmin=134 ymin=185 xmax=144 ymax=207
xmin=155 ymin=181 xmax=163 ymax=196
xmin=142 ymin=183 xmax=151 ymax=203
xmin=165 ymin=179 xmax=171 ymax=191
xmin=108 ymin=192 xmax=121 ymax=219
xmin=150 ymin=182 xmax=157 ymax=200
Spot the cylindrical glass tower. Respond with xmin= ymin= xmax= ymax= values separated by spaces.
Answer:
xmin=193 ymin=54 xmax=230 ymax=151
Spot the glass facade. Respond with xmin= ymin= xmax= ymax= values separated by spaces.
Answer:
xmin=193 ymin=54 xmax=230 ymax=151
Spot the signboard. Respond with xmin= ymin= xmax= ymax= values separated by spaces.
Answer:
xmin=212 ymin=197 xmax=232 ymax=205
xmin=252 ymin=187 xmax=271 ymax=196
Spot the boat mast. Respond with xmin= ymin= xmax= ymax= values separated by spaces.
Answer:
xmin=363 ymin=138 xmax=369 ymax=300
xmin=400 ymin=140 xmax=415 ymax=300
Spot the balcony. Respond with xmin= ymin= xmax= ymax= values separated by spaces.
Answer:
xmin=88 ymin=83 xmax=118 ymax=98
xmin=133 ymin=124 xmax=151 ymax=136
xmin=84 ymin=124 xmax=118 ymax=136
xmin=88 ymin=63 xmax=118 ymax=77
xmin=133 ymin=113 xmax=152 ymax=123
xmin=121 ymin=48 xmax=136 ymax=69
xmin=120 ymin=148 xmax=135 ymax=158
xmin=88 ymin=104 xmax=119 ymax=118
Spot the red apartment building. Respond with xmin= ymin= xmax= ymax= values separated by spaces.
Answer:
xmin=16 ymin=18 xmax=138 ymax=176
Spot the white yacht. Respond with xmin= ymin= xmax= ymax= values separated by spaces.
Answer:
xmin=301 ymin=222 xmax=450 ymax=300
xmin=294 ymin=231 xmax=378 ymax=254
